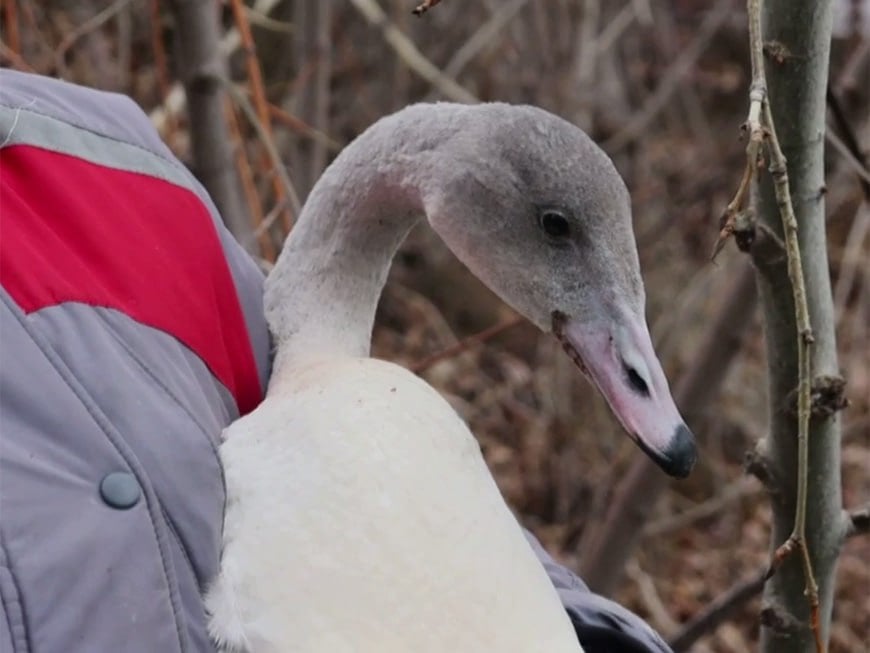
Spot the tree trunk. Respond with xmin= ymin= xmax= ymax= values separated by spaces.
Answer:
xmin=753 ymin=2 xmax=846 ymax=650
xmin=168 ymin=0 xmax=253 ymax=249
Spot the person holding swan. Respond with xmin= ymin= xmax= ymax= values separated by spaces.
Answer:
xmin=0 ymin=69 xmax=683 ymax=653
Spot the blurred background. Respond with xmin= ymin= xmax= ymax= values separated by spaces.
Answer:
xmin=2 ymin=1 xmax=868 ymax=650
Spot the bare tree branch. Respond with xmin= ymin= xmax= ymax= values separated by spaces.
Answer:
xmin=229 ymin=0 xmax=295 ymax=232
xmin=167 ymin=0 xmax=252 ymax=249
xmin=288 ymin=0 xmax=333 ymax=202
xmin=53 ymin=0 xmax=134 ymax=85
xmin=669 ymin=505 xmax=869 ymax=652
xmin=224 ymin=81 xmax=302 ymax=238
xmin=412 ymin=0 xmax=442 ymax=16
xmin=150 ymin=0 xmax=283 ymax=134
xmin=670 ymin=567 xmax=767 ymax=652
xmin=348 ymin=0 xmax=478 ymax=104
xmin=603 ymin=0 xmax=731 ymax=152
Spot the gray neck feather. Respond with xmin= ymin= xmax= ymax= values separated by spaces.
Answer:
xmin=265 ymin=104 xmax=470 ymax=376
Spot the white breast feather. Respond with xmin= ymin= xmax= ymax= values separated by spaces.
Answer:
xmin=205 ymin=357 xmax=581 ymax=652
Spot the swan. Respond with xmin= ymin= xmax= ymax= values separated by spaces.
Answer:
xmin=205 ymin=102 xmax=697 ymax=653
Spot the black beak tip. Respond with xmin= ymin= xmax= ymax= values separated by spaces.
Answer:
xmin=659 ymin=423 xmax=698 ymax=478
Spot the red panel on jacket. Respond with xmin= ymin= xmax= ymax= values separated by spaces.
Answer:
xmin=0 ymin=145 xmax=262 ymax=415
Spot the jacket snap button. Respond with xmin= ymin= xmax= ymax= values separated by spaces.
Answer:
xmin=100 ymin=472 xmax=141 ymax=509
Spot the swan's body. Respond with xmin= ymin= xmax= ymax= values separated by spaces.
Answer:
xmin=209 ymin=358 xmax=577 ymax=651
xmin=206 ymin=103 xmax=696 ymax=652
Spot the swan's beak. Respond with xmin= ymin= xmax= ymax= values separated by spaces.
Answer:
xmin=552 ymin=311 xmax=697 ymax=478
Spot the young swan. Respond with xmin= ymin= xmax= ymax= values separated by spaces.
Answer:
xmin=206 ymin=103 xmax=696 ymax=653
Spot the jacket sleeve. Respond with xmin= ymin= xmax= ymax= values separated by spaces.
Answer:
xmin=525 ymin=531 xmax=674 ymax=653
xmin=0 ymin=69 xmax=269 ymax=653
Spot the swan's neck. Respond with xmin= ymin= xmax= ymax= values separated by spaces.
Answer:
xmin=265 ymin=106 xmax=467 ymax=383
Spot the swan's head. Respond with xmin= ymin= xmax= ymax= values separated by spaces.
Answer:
xmin=419 ymin=103 xmax=696 ymax=478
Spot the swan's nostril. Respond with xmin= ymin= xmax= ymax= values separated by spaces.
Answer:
xmin=624 ymin=363 xmax=650 ymax=397
xmin=615 ymin=326 xmax=653 ymax=398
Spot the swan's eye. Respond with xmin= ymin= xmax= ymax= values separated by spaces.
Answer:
xmin=539 ymin=210 xmax=571 ymax=239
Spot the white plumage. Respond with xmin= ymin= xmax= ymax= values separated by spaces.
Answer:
xmin=208 ymin=358 xmax=579 ymax=652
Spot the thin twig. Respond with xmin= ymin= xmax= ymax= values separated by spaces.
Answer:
xmin=268 ymin=103 xmax=342 ymax=153
xmin=53 ymin=0 xmax=136 ymax=77
xmin=643 ymin=476 xmax=759 ymax=537
xmin=826 ymin=85 xmax=870 ymax=200
xmin=835 ymin=39 xmax=870 ymax=96
xmin=245 ymin=5 xmax=293 ymax=33
xmin=833 ymin=202 xmax=870 ymax=325
xmin=631 ymin=0 xmax=653 ymax=24
xmin=149 ymin=0 xmax=177 ymax=148
xmin=604 ymin=0 xmax=731 ymax=152
xmin=252 ymin=197 xmax=292 ymax=241
xmin=3 ymin=0 xmax=20 ymax=54
xmin=575 ymin=0 xmax=601 ymax=116
xmin=348 ymin=0 xmax=478 ymax=104
xmin=625 ymin=560 xmax=679 ymax=636
xmin=670 ymin=567 xmax=768 ymax=652
xmin=671 ymin=505 xmax=869 ymax=651
xmin=227 ymin=103 xmax=274 ymax=260
xmin=411 ymin=316 xmax=523 ymax=374
xmin=228 ymin=0 xmax=294 ymax=231
xmin=289 ymin=0 xmax=332 ymax=199
xmin=116 ymin=3 xmax=132 ymax=90
xmin=595 ymin=3 xmax=637 ymax=56
xmin=149 ymin=0 xmax=283 ymax=132
xmin=0 ymin=40 xmax=34 ymax=71
xmin=224 ymin=81 xmax=302 ymax=223
xmin=712 ymin=0 xmax=767 ymax=260
xmin=18 ymin=1 xmax=54 ymax=66
xmin=825 ymin=128 xmax=870 ymax=188
xmin=440 ymin=0 xmax=530 ymax=80
xmin=412 ymin=0 xmax=442 ymax=16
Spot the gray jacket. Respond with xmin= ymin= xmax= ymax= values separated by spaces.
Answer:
xmin=0 ymin=69 xmax=671 ymax=653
